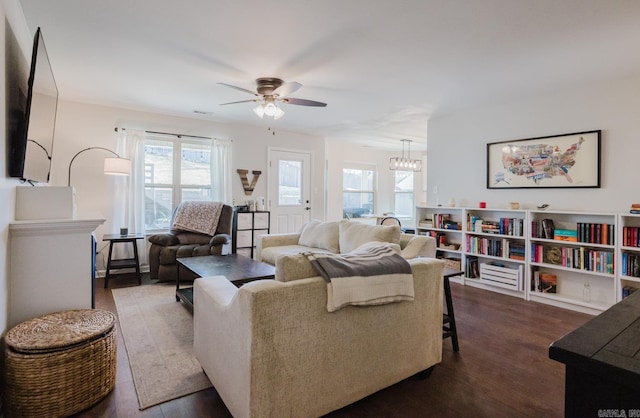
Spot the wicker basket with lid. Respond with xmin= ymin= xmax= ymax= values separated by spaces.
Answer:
xmin=2 ymin=309 xmax=117 ymax=418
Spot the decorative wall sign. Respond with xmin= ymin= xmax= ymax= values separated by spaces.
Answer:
xmin=237 ymin=169 xmax=262 ymax=195
xmin=486 ymin=130 xmax=601 ymax=189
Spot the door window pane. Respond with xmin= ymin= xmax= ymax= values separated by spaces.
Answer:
xmin=279 ymin=160 xmax=302 ymax=205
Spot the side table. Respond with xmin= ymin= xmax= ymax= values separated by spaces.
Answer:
xmin=103 ymin=234 xmax=145 ymax=288
xmin=443 ymin=267 xmax=462 ymax=352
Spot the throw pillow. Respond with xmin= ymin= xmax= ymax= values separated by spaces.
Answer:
xmin=298 ymin=220 xmax=340 ymax=253
xmin=338 ymin=221 xmax=401 ymax=254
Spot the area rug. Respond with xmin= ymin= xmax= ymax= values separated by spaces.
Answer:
xmin=112 ymin=284 xmax=212 ymax=410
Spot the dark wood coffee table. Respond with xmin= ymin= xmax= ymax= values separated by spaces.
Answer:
xmin=176 ymin=254 xmax=275 ymax=311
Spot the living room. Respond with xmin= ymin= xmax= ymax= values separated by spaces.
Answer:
xmin=2 ymin=0 xmax=640 ymax=416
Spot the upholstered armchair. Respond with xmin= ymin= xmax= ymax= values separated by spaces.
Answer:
xmin=148 ymin=202 xmax=233 ymax=281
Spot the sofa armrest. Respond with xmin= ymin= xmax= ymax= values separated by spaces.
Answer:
xmin=256 ymin=232 xmax=301 ymax=261
xmin=400 ymin=235 xmax=437 ymax=259
xmin=148 ymin=232 xmax=179 ymax=246
xmin=275 ymin=253 xmax=319 ymax=282
xmin=194 ymin=275 xmax=238 ymax=307
xmin=209 ymin=233 xmax=231 ymax=247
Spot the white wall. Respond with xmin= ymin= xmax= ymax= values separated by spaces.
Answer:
xmin=1 ymin=0 xmax=33 ymax=337
xmin=49 ymin=100 xmax=325 ymax=269
xmin=427 ymin=74 xmax=640 ymax=212
xmin=325 ymin=138 xmax=426 ymax=223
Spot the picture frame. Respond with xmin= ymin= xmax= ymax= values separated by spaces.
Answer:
xmin=486 ymin=130 xmax=601 ymax=189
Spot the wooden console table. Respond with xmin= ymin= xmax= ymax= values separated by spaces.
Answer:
xmin=549 ymin=290 xmax=640 ymax=417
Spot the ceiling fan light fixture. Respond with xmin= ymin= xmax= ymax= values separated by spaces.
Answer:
xmin=253 ymin=104 xmax=265 ymax=118
xmin=273 ymin=106 xmax=285 ymax=120
xmin=264 ymin=101 xmax=278 ymax=117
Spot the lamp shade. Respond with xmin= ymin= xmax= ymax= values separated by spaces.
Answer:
xmin=104 ymin=157 xmax=131 ymax=176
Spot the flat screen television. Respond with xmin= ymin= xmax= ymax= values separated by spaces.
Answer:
xmin=8 ymin=27 xmax=58 ymax=183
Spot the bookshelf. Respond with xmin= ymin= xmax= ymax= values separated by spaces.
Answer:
xmin=617 ymin=213 xmax=640 ymax=301
xmin=415 ymin=206 xmax=627 ymax=315
xmin=529 ymin=210 xmax=616 ymax=314
xmin=462 ymin=208 xmax=527 ymax=298
xmin=415 ymin=206 xmax=464 ymax=283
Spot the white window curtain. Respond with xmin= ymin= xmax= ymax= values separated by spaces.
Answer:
xmin=211 ymin=138 xmax=232 ymax=204
xmin=114 ymin=128 xmax=147 ymax=265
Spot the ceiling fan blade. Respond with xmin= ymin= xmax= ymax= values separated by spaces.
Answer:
xmin=217 ymin=82 xmax=258 ymax=96
xmin=282 ymin=98 xmax=327 ymax=107
xmin=219 ymin=99 xmax=259 ymax=105
xmin=273 ymin=81 xmax=302 ymax=98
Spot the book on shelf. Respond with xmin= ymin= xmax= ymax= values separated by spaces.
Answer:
xmin=443 ymin=221 xmax=461 ymax=230
xmin=621 ymin=252 xmax=640 ymax=277
xmin=542 ymin=219 xmax=555 ymax=239
xmin=554 ymin=229 xmax=578 ymax=242
xmin=622 ymin=286 xmax=638 ymax=299
xmin=539 ymin=273 xmax=557 ymax=293
xmin=577 ymin=222 xmax=614 ymax=245
xmin=623 ymin=226 xmax=640 ymax=247
xmin=542 ymin=245 xmax=563 ymax=265
xmin=465 ymin=256 xmax=479 ymax=278
xmin=499 ymin=217 xmax=524 ymax=236
xmin=532 ymin=270 xmax=557 ymax=293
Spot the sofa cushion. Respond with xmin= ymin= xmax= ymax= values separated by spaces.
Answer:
xmin=338 ymin=221 xmax=401 ymax=254
xmin=298 ymin=220 xmax=340 ymax=253
xmin=261 ymin=245 xmax=333 ymax=266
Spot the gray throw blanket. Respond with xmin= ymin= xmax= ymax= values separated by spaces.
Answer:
xmin=304 ymin=243 xmax=414 ymax=312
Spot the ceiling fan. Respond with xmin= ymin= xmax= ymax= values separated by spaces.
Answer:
xmin=218 ymin=77 xmax=327 ymax=120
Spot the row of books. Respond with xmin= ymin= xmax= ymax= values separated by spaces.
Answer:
xmin=576 ymin=222 xmax=615 ymax=245
xmin=531 ymin=271 xmax=557 ymax=293
xmin=467 ymin=215 xmax=524 ymax=237
xmin=465 ymin=236 xmax=525 ymax=260
xmin=530 ymin=244 xmax=614 ymax=274
xmin=620 ymin=252 xmax=640 ymax=277
xmin=531 ymin=219 xmax=556 ymax=239
xmin=531 ymin=220 xmax=615 ymax=245
xmin=423 ymin=213 xmax=461 ymax=230
xmin=465 ymin=256 xmax=480 ymax=278
xmin=622 ymin=226 xmax=640 ymax=247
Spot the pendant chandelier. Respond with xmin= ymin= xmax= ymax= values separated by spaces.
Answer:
xmin=389 ymin=139 xmax=422 ymax=172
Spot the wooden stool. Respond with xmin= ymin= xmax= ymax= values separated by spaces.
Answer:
xmin=443 ymin=268 xmax=462 ymax=352
xmin=2 ymin=309 xmax=117 ymax=417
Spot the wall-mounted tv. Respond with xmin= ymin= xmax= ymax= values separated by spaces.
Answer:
xmin=8 ymin=27 xmax=58 ymax=183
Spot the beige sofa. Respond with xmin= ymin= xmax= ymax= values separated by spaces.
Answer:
xmin=257 ymin=219 xmax=437 ymax=266
xmin=194 ymin=253 xmax=444 ymax=418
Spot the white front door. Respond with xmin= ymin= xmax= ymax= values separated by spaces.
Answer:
xmin=268 ymin=149 xmax=311 ymax=233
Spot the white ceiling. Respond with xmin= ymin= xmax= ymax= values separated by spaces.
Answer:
xmin=18 ymin=0 xmax=640 ymax=151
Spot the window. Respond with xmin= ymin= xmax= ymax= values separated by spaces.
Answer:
xmin=394 ymin=170 xmax=414 ymax=217
xmin=278 ymin=159 xmax=302 ymax=205
xmin=343 ymin=165 xmax=375 ymax=219
xmin=144 ymin=135 xmax=212 ymax=230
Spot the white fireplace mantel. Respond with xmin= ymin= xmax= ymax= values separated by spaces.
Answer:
xmin=9 ymin=218 xmax=105 ymax=328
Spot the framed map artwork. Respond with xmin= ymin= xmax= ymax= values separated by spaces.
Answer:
xmin=486 ymin=130 xmax=601 ymax=189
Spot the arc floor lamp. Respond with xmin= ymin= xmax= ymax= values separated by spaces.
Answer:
xmin=67 ymin=147 xmax=131 ymax=186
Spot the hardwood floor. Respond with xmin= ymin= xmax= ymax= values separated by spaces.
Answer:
xmin=75 ymin=275 xmax=591 ymax=418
